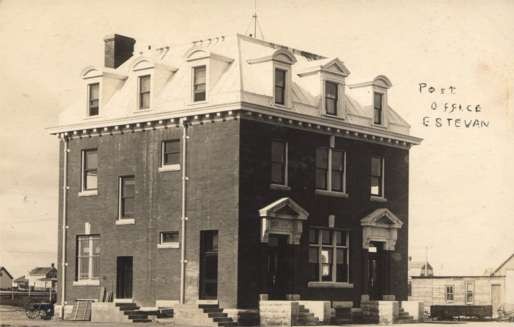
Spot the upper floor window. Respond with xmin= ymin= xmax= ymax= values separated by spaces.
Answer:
xmin=119 ymin=176 xmax=135 ymax=219
xmin=81 ymin=149 xmax=98 ymax=191
xmin=271 ymin=140 xmax=288 ymax=185
xmin=308 ymin=229 xmax=350 ymax=283
xmin=76 ymin=235 xmax=100 ymax=281
xmin=325 ymin=81 xmax=338 ymax=115
xmin=373 ymin=92 xmax=383 ymax=125
xmin=370 ymin=156 xmax=384 ymax=197
xmin=88 ymin=83 xmax=99 ymax=116
xmin=162 ymin=140 xmax=180 ymax=166
xmin=316 ymin=145 xmax=346 ymax=193
xmin=274 ymin=68 xmax=286 ymax=105
xmin=193 ymin=65 xmax=206 ymax=102
xmin=445 ymin=285 xmax=454 ymax=302
xmin=139 ymin=75 xmax=151 ymax=109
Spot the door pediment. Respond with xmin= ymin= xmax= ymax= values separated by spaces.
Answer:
xmin=259 ymin=197 xmax=309 ymax=245
xmin=361 ymin=208 xmax=403 ymax=251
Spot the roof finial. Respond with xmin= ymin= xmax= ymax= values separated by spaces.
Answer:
xmin=245 ymin=0 xmax=264 ymax=40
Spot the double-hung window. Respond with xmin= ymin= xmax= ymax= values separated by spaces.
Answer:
xmin=370 ymin=156 xmax=384 ymax=197
xmin=308 ymin=229 xmax=350 ymax=283
xmin=139 ymin=75 xmax=151 ymax=109
xmin=76 ymin=235 xmax=100 ymax=281
xmin=465 ymin=281 xmax=474 ymax=304
xmin=373 ymin=92 xmax=383 ymax=125
xmin=88 ymin=83 xmax=99 ymax=116
xmin=315 ymin=142 xmax=346 ymax=194
xmin=325 ymin=81 xmax=338 ymax=115
xmin=446 ymin=285 xmax=454 ymax=302
xmin=119 ymin=176 xmax=135 ymax=219
xmin=271 ymin=140 xmax=288 ymax=185
xmin=81 ymin=149 xmax=98 ymax=192
xmin=193 ymin=66 xmax=206 ymax=102
xmin=274 ymin=68 xmax=286 ymax=105
xmin=162 ymin=140 xmax=180 ymax=166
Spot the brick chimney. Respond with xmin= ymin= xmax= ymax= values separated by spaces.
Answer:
xmin=103 ymin=34 xmax=136 ymax=69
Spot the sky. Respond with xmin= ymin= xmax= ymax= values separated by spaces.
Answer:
xmin=0 ymin=0 xmax=513 ymax=278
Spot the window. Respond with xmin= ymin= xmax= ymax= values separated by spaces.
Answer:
xmin=325 ymin=81 xmax=338 ymax=115
xmin=139 ymin=75 xmax=151 ymax=109
xmin=309 ymin=229 xmax=350 ymax=283
xmin=76 ymin=235 xmax=100 ymax=280
xmin=119 ymin=176 xmax=135 ymax=219
xmin=193 ymin=66 xmax=206 ymax=102
xmin=162 ymin=140 xmax=180 ymax=166
xmin=373 ymin=92 xmax=383 ymax=125
xmin=271 ymin=141 xmax=287 ymax=185
xmin=274 ymin=68 xmax=286 ymax=105
xmin=316 ymin=144 xmax=346 ymax=193
xmin=88 ymin=83 xmax=99 ymax=116
xmin=370 ymin=156 xmax=384 ymax=197
xmin=81 ymin=149 xmax=98 ymax=191
xmin=446 ymin=285 xmax=454 ymax=302
xmin=465 ymin=281 xmax=474 ymax=304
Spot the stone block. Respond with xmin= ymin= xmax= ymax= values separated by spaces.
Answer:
xmin=91 ymin=303 xmax=130 ymax=323
xmin=401 ymin=300 xmax=424 ymax=321
xmin=298 ymin=300 xmax=331 ymax=322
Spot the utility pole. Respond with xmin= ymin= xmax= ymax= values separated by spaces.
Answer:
xmin=253 ymin=0 xmax=257 ymax=38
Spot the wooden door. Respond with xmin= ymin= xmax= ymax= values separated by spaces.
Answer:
xmin=116 ymin=256 xmax=133 ymax=299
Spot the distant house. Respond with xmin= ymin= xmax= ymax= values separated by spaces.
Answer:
xmin=409 ymin=259 xmax=434 ymax=278
xmin=0 ymin=266 xmax=13 ymax=289
xmin=27 ymin=264 xmax=58 ymax=290
xmin=13 ymin=275 xmax=29 ymax=289
xmin=409 ymin=253 xmax=514 ymax=318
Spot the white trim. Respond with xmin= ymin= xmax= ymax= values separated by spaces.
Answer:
xmin=307 ymin=281 xmax=353 ymax=288
xmin=157 ymin=243 xmax=180 ymax=249
xmin=114 ymin=298 xmax=133 ymax=303
xmin=270 ymin=184 xmax=291 ymax=191
xmin=370 ymin=195 xmax=387 ymax=203
xmin=158 ymin=164 xmax=181 ymax=172
xmin=73 ymin=279 xmax=100 ymax=286
xmin=315 ymin=189 xmax=348 ymax=198
xmin=273 ymin=63 xmax=292 ymax=108
xmin=115 ymin=218 xmax=135 ymax=225
xmin=78 ymin=190 xmax=98 ymax=197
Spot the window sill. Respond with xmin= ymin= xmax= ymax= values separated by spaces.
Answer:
xmin=270 ymin=184 xmax=291 ymax=191
xmin=157 ymin=243 xmax=180 ymax=249
xmin=158 ymin=164 xmax=181 ymax=172
xmin=370 ymin=195 xmax=387 ymax=203
xmin=115 ymin=218 xmax=135 ymax=225
xmin=322 ymin=113 xmax=343 ymax=120
xmin=73 ymin=280 xmax=100 ymax=287
xmin=315 ymin=189 xmax=349 ymax=198
xmin=78 ymin=190 xmax=98 ymax=197
xmin=188 ymin=100 xmax=208 ymax=106
xmin=307 ymin=281 xmax=354 ymax=289
xmin=134 ymin=108 xmax=152 ymax=113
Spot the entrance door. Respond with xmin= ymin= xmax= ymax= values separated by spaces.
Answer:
xmin=200 ymin=230 xmax=218 ymax=299
xmin=491 ymin=284 xmax=501 ymax=318
xmin=266 ymin=234 xmax=289 ymax=300
xmin=368 ymin=242 xmax=385 ymax=300
xmin=116 ymin=256 xmax=133 ymax=299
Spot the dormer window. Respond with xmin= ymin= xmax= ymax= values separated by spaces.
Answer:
xmin=88 ymin=83 xmax=99 ymax=116
xmin=325 ymin=81 xmax=338 ymax=115
xmin=373 ymin=92 xmax=383 ymax=125
xmin=193 ymin=65 xmax=206 ymax=102
xmin=138 ymin=75 xmax=151 ymax=109
xmin=274 ymin=68 xmax=286 ymax=105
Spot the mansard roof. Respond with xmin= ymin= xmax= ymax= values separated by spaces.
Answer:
xmin=50 ymin=34 xmax=422 ymax=148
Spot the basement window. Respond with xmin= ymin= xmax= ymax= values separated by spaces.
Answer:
xmin=158 ymin=231 xmax=180 ymax=249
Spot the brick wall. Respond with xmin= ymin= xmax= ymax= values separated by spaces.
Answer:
xmin=238 ymin=119 xmax=410 ymax=308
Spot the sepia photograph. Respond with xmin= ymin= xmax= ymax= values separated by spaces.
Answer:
xmin=0 ymin=1 xmax=513 ymax=326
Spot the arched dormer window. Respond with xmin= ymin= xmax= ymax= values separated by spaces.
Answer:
xmin=185 ymin=48 xmax=233 ymax=104
xmin=348 ymin=74 xmax=392 ymax=128
xmin=130 ymin=57 xmax=177 ymax=111
xmin=80 ymin=66 xmax=126 ymax=118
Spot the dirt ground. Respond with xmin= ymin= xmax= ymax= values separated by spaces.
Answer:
xmin=1 ymin=305 xmax=512 ymax=327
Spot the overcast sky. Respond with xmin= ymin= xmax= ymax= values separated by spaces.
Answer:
xmin=0 ymin=0 xmax=513 ymax=278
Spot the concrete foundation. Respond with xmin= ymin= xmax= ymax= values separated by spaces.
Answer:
xmin=401 ymin=301 xmax=424 ymax=321
xmin=259 ymin=300 xmax=299 ymax=327
xmin=91 ymin=303 xmax=130 ymax=323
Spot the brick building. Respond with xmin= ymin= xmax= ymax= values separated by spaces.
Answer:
xmin=50 ymin=33 xmax=421 ymax=319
